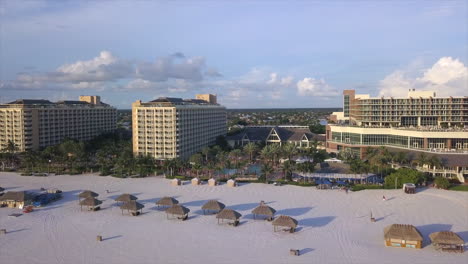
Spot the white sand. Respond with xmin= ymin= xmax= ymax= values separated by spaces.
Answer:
xmin=0 ymin=172 xmax=467 ymax=264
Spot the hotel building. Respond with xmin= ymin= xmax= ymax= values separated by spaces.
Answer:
xmin=326 ymin=89 xmax=468 ymax=182
xmin=0 ymin=96 xmax=117 ymax=152
xmin=132 ymin=94 xmax=226 ymax=160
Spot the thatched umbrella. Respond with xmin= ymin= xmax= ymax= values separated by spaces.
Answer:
xmin=216 ymin=208 xmax=242 ymax=226
xmin=252 ymin=202 xmax=276 ymax=220
xmin=429 ymin=231 xmax=464 ymax=252
xmin=115 ymin=193 xmax=138 ymax=203
xmin=79 ymin=197 xmax=102 ymax=211
xmin=201 ymin=200 xmax=226 ymax=215
xmin=384 ymin=224 xmax=423 ymax=248
xmin=120 ymin=201 xmax=144 ymax=216
xmin=156 ymin=197 xmax=179 ymax=208
xmin=272 ymin=215 xmax=298 ymax=232
xmin=78 ymin=190 xmax=98 ymax=203
xmin=165 ymin=204 xmax=190 ymax=220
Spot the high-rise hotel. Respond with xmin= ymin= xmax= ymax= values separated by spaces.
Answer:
xmin=0 ymin=96 xmax=117 ymax=152
xmin=327 ymin=89 xmax=468 ymax=182
xmin=132 ymin=94 xmax=226 ymax=160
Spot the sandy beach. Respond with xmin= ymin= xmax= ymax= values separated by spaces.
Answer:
xmin=0 ymin=172 xmax=467 ymax=264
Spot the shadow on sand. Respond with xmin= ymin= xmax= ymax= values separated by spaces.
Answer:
xmin=103 ymin=235 xmax=122 ymax=241
xmin=276 ymin=207 xmax=313 ymax=217
xmin=7 ymin=228 xmax=29 ymax=234
xmin=300 ymin=248 xmax=314 ymax=255
xmin=183 ymin=199 xmax=217 ymax=207
xmin=299 ymin=216 xmax=335 ymax=228
xmin=229 ymin=203 xmax=260 ymax=211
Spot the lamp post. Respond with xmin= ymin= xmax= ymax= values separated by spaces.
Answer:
xmin=395 ymin=177 xmax=398 ymax=189
xmin=48 ymin=160 xmax=51 ymax=174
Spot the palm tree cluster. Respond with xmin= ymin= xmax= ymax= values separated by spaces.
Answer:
xmin=0 ymin=131 xmax=156 ymax=177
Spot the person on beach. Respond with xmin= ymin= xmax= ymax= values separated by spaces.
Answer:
xmin=382 ymin=195 xmax=386 ymax=201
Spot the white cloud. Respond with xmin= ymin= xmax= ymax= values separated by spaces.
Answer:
xmin=378 ymin=57 xmax=467 ymax=97
xmin=2 ymin=51 xmax=221 ymax=91
xmin=296 ymin=77 xmax=338 ymax=96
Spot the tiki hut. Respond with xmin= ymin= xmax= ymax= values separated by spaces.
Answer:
xmin=120 ymin=201 xmax=144 ymax=216
xmin=78 ymin=190 xmax=98 ymax=201
xmin=171 ymin=178 xmax=181 ymax=186
xmin=272 ymin=215 xmax=298 ymax=233
xmin=252 ymin=202 xmax=276 ymax=221
xmin=79 ymin=197 xmax=103 ymax=211
xmin=115 ymin=193 xmax=138 ymax=203
xmin=208 ymin=178 xmax=217 ymax=186
xmin=201 ymin=200 xmax=225 ymax=215
xmin=384 ymin=224 xmax=423 ymax=249
xmin=0 ymin=191 xmax=30 ymax=208
xmin=156 ymin=197 xmax=179 ymax=208
xmin=191 ymin=178 xmax=200 ymax=185
xmin=165 ymin=204 xmax=190 ymax=220
xmin=227 ymin=179 xmax=237 ymax=187
xmin=216 ymin=208 xmax=242 ymax=226
xmin=429 ymin=231 xmax=465 ymax=253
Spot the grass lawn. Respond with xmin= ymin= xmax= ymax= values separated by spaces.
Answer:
xmin=449 ymin=185 xmax=468 ymax=191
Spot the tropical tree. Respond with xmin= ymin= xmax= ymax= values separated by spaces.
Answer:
xmin=22 ymin=150 xmax=39 ymax=172
xmin=135 ymin=155 xmax=156 ymax=177
xmin=261 ymin=163 xmax=274 ymax=183
xmin=229 ymin=149 xmax=243 ymax=168
xmin=340 ymin=148 xmax=356 ymax=162
xmin=243 ymin=143 xmax=259 ymax=163
xmin=281 ymin=160 xmax=296 ymax=181
xmin=260 ymin=145 xmax=273 ymax=165
xmin=282 ymin=143 xmax=297 ymax=161
xmin=269 ymin=144 xmax=282 ymax=166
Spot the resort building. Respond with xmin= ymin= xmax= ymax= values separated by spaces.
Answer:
xmin=132 ymin=94 xmax=226 ymax=160
xmin=326 ymin=89 xmax=468 ymax=182
xmin=0 ymin=96 xmax=117 ymax=152
xmin=226 ymin=126 xmax=325 ymax=149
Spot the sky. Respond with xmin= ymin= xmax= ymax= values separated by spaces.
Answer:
xmin=0 ymin=0 xmax=467 ymax=109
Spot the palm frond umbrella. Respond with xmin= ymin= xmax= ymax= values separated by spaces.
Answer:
xmin=429 ymin=231 xmax=464 ymax=252
xmin=165 ymin=204 xmax=190 ymax=220
xmin=272 ymin=215 xmax=298 ymax=233
xmin=78 ymin=190 xmax=98 ymax=202
xmin=156 ymin=197 xmax=179 ymax=208
xmin=216 ymin=208 xmax=242 ymax=226
xmin=79 ymin=197 xmax=102 ymax=211
xmin=120 ymin=200 xmax=144 ymax=216
xmin=252 ymin=203 xmax=276 ymax=221
xmin=115 ymin=193 xmax=138 ymax=203
xmin=201 ymin=200 xmax=225 ymax=215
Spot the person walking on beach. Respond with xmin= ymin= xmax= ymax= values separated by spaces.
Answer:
xmin=382 ymin=195 xmax=386 ymax=201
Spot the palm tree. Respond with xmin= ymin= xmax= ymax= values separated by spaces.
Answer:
xmin=23 ymin=150 xmax=39 ymax=172
xmin=416 ymin=152 xmax=428 ymax=168
xmin=281 ymin=160 xmax=295 ymax=181
xmin=229 ymin=149 xmax=243 ymax=168
xmin=261 ymin=163 xmax=274 ymax=183
xmin=427 ymin=155 xmax=442 ymax=172
xmin=269 ymin=144 xmax=282 ymax=166
xmin=243 ymin=143 xmax=258 ymax=163
xmin=282 ymin=143 xmax=297 ymax=161
xmin=260 ymin=145 xmax=272 ymax=165
xmin=4 ymin=140 xmax=18 ymax=153
xmin=201 ymin=147 xmax=212 ymax=163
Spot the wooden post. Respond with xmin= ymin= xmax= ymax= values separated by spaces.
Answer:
xmin=97 ymin=235 xmax=102 ymax=241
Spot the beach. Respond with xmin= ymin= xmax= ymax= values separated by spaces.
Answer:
xmin=0 ymin=172 xmax=467 ymax=264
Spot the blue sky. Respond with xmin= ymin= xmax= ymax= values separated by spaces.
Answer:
xmin=0 ymin=0 xmax=467 ymax=108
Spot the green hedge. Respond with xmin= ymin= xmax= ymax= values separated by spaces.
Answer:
xmin=448 ymin=185 xmax=468 ymax=192
xmin=351 ymin=184 xmax=383 ymax=192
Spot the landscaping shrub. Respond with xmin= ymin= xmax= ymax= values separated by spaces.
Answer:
xmin=351 ymin=184 xmax=383 ymax=192
xmin=434 ymin=177 xmax=450 ymax=189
